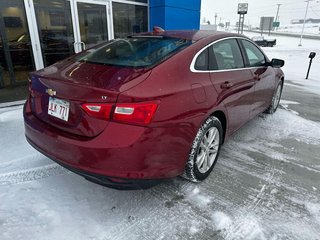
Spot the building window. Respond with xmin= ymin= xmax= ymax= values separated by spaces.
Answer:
xmin=113 ymin=3 xmax=148 ymax=39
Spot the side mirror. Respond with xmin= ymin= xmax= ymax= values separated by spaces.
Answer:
xmin=271 ymin=58 xmax=285 ymax=68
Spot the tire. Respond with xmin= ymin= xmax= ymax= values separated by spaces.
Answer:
xmin=183 ymin=116 xmax=223 ymax=182
xmin=265 ymin=81 xmax=283 ymax=114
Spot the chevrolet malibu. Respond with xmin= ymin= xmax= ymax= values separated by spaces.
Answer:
xmin=24 ymin=30 xmax=285 ymax=189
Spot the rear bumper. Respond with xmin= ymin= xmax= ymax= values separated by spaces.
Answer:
xmin=24 ymin=99 xmax=193 ymax=185
xmin=26 ymin=137 xmax=160 ymax=190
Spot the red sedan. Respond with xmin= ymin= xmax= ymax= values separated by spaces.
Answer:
xmin=24 ymin=30 xmax=285 ymax=189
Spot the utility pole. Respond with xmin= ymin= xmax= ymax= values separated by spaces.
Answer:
xmin=214 ymin=13 xmax=218 ymax=25
xmin=299 ymin=0 xmax=313 ymax=46
xmin=274 ymin=4 xmax=282 ymax=31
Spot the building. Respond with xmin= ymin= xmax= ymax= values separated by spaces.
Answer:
xmin=0 ymin=0 xmax=201 ymax=103
xmin=291 ymin=18 xmax=320 ymax=24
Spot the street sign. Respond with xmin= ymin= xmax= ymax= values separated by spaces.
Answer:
xmin=273 ymin=22 xmax=280 ymax=28
xmin=260 ymin=17 xmax=274 ymax=31
xmin=238 ymin=3 xmax=248 ymax=14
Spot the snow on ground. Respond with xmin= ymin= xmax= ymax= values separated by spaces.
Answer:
xmin=277 ymin=23 xmax=320 ymax=36
xmin=1 ymin=35 xmax=320 ymax=240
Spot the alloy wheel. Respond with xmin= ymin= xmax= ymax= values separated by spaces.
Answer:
xmin=196 ymin=126 xmax=220 ymax=174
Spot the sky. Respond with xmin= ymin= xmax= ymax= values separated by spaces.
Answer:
xmin=200 ymin=0 xmax=320 ymax=27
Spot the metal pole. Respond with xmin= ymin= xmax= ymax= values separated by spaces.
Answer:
xmin=299 ymin=0 xmax=312 ymax=46
xmin=241 ymin=15 xmax=245 ymax=34
xmin=306 ymin=59 xmax=313 ymax=79
xmin=274 ymin=4 xmax=281 ymax=31
xmin=215 ymin=13 xmax=218 ymax=26
xmin=238 ymin=14 xmax=241 ymax=34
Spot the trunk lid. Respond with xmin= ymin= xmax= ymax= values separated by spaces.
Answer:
xmin=29 ymin=61 xmax=150 ymax=137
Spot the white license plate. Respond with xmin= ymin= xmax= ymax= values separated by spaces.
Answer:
xmin=48 ymin=97 xmax=70 ymax=121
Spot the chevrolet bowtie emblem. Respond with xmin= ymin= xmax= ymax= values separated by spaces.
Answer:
xmin=46 ymin=89 xmax=56 ymax=96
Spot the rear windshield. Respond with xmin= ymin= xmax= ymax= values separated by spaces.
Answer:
xmin=77 ymin=37 xmax=192 ymax=68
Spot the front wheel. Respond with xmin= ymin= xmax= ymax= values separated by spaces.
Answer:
xmin=265 ymin=81 xmax=283 ymax=114
xmin=183 ymin=116 xmax=223 ymax=182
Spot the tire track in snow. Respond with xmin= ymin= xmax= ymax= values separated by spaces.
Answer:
xmin=0 ymin=164 xmax=68 ymax=185
xmin=222 ymin=146 xmax=284 ymax=240
xmin=110 ymin=206 xmax=212 ymax=240
xmin=106 ymin=182 xmax=213 ymax=240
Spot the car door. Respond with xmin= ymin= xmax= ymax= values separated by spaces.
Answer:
xmin=240 ymin=39 xmax=276 ymax=118
xmin=208 ymin=38 xmax=256 ymax=135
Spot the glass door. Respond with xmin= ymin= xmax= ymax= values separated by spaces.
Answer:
xmin=29 ymin=0 xmax=113 ymax=70
xmin=72 ymin=0 xmax=112 ymax=53
xmin=32 ymin=0 xmax=75 ymax=67
xmin=0 ymin=0 xmax=36 ymax=103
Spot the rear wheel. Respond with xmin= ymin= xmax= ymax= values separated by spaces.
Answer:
xmin=183 ymin=116 xmax=223 ymax=182
xmin=265 ymin=81 xmax=283 ymax=114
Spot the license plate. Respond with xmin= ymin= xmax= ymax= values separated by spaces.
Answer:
xmin=48 ymin=97 xmax=70 ymax=121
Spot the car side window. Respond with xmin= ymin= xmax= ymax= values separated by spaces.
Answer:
xmin=209 ymin=39 xmax=244 ymax=70
xmin=194 ymin=48 xmax=209 ymax=71
xmin=241 ymin=40 xmax=266 ymax=67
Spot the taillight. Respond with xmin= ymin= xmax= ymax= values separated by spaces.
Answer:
xmin=81 ymin=102 xmax=159 ymax=126
xmin=113 ymin=102 xmax=158 ymax=125
xmin=81 ymin=103 xmax=113 ymax=120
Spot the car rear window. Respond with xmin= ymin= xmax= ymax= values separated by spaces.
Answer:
xmin=77 ymin=37 xmax=192 ymax=68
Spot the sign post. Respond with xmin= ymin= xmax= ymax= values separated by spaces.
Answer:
xmin=237 ymin=3 xmax=248 ymax=34
xmin=306 ymin=52 xmax=316 ymax=79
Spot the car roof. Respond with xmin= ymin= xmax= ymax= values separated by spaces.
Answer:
xmin=134 ymin=30 xmax=245 ymax=42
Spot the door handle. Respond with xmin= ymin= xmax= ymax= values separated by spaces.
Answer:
xmin=221 ymin=81 xmax=233 ymax=89
xmin=254 ymin=75 xmax=261 ymax=81
xmin=80 ymin=41 xmax=86 ymax=51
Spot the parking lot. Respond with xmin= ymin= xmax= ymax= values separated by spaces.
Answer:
xmin=1 ymin=35 xmax=320 ymax=240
